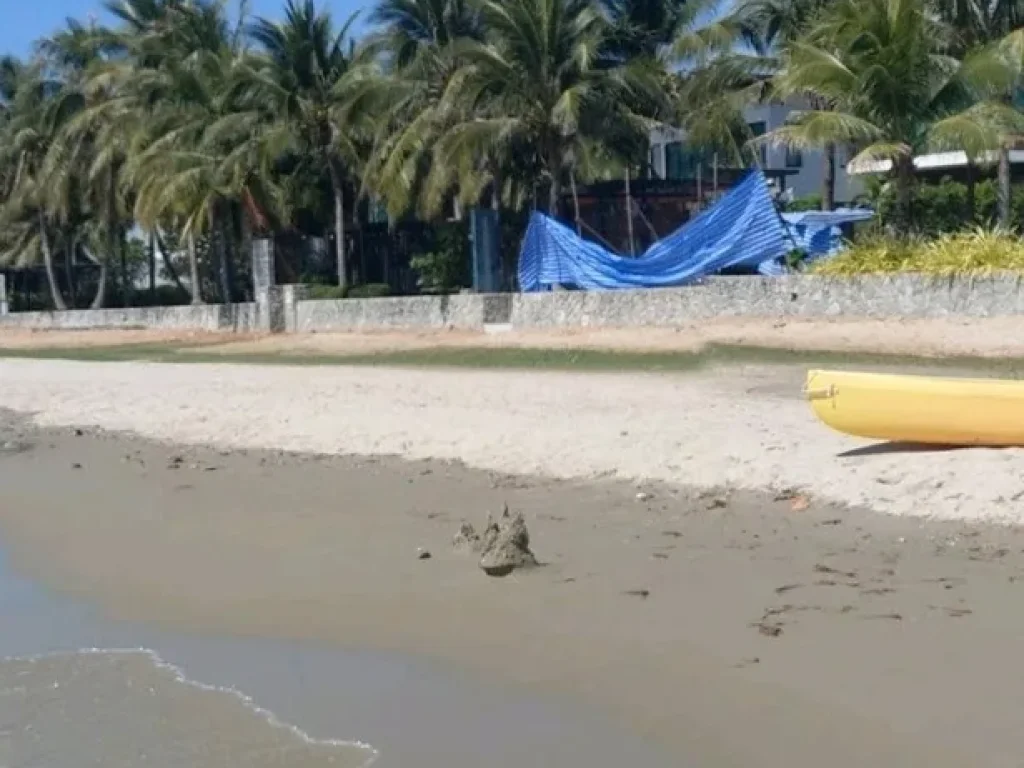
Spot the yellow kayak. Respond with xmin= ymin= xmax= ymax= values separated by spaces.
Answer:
xmin=805 ymin=368 xmax=1024 ymax=446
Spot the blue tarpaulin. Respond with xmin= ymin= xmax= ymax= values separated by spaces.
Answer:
xmin=518 ymin=170 xmax=793 ymax=291
xmin=781 ymin=208 xmax=875 ymax=261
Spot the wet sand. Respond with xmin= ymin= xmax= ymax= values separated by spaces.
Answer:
xmin=3 ymin=412 xmax=1024 ymax=766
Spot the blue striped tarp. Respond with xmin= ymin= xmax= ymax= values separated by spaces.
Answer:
xmin=781 ymin=208 xmax=875 ymax=261
xmin=518 ymin=170 xmax=792 ymax=291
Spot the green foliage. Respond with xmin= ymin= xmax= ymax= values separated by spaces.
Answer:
xmin=783 ymin=195 xmax=823 ymax=212
xmin=128 ymin=285 xmax=192 ymax=307
xmin=347 ymin=283 xmax=391 ymax=298
xmin=813 ymin=229 xmax=1024 ymax=275
xmin=870 ymin=176 xmax=1024 ymax=234
xmin=307 ymin=284 xmax=348 ymax=299
xmin=306 ymin=282 xmax=391 ymax=299
xmin=409 ymin=222 xmax=469 ymax=294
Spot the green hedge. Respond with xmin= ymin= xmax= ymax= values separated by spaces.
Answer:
xmin=871 ymin=176 xmax=1024 ymax=234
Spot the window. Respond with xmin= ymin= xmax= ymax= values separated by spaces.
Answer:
xmin=786 ymin=146 xmax=803 ymax=168
xmin=747 ymin=121 xmax=767 ymax=167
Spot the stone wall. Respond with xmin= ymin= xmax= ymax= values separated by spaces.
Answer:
xmin=4 ymin=274 xmax=1024 ymax=334
xmin=509 ymin=274 xmax=1024 ymax=327
xmin=0 ymin=302 xmax=258 ymax=332
xmin=293 ymin=293 xmax=502 ymax=332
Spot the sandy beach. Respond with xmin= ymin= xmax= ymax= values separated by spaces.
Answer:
xmin=2 ymin=356 xmax=1024 ymax=520
xmin=2 ymin=351 xmax=1024 ymax=765
xmin=11 ymin=315 xmax=1024 ymax=357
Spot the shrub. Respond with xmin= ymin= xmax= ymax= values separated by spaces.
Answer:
xmin=869 ymin=176 xmax=1024 ymax=235
xmin=306 ymin=284 xmax=348 ymax=300
xmin=305 ymin=282 xmax=391 ymax=300
xmin=347 ymin=283 xmax=390 ymax=298
xmin=410 ymin=250 xmax=466 ymax=294
xmin=410 ymin=221 xmax=469 ymax=294
xmin=812 ymin=228 xmax=1024 ymax=276
xmin=784 ymin=194 xmax=823 ymax=213
xmin=129 ymin=285 xmax=192 ymax=307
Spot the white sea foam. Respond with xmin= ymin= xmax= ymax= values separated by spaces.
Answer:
xmin=1 ymin=646 xmax=379 ymax=767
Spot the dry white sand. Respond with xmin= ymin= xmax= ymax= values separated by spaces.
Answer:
xmin=1 ymin=357 xmax=1021 ymax=522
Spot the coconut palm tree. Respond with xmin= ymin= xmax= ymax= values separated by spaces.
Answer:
xmin=246 ymin=0 xmax=367 ymax=289
xmin=763 ymin=0 xmax=1016 ymax=230
xmin=352 ymin=0 xmax=483 ymax=223
xmin=724 ymin=0 xmax=842 ymax=208
xmin=0 ymin=62 xmax=88 ymax=310
xmin=435 ymin=0 xmax=660 ymax=218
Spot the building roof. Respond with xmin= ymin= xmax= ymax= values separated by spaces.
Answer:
xmin=848 ymin=150 xmax=1024 ymax=176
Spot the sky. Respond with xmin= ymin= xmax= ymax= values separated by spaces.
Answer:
xmin=0 ymin=0 xmax=369 ymax=58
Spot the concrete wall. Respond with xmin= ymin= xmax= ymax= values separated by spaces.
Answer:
xmin=509 ymin=274 xmax=1024 ymax=327
xmin=293 ymin=293 xmax=511 ymax=332
xmin=4 ymin=274 xmax=1024 ymax=334
xmin=0 ymin=302 xmax=258 ymax=332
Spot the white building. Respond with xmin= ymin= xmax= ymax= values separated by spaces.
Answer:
xmin=648 ymin=100 xmax=864 ymax=204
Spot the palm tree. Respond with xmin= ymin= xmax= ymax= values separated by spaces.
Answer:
xmin=348 ymin=0 xmax=483 ymax=223
xmin=247 ymin=0 xmax=366 ymax=289
xmin=436 ymin=0 xmax=659 ymax=218
xmin=40 ymin=18 xmax=135 ymax=309
xmin=0 ymin=64 xmax=79 ymax=310
xmin=930 ymin=0 xmax=1024 ymax=227
xmin=728 ymin=0 xmax=840 ymax=208
xmin=110 ymin=0 xmax=280 ymax=303
xmin=763 ymin=0 xmax=1014 ymax=230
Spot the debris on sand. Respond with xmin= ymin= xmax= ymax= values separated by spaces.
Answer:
xmin=453 ymin=522 xmax=483 ymax=553
xmin=458 ymin=505 xmax=538 ymax=577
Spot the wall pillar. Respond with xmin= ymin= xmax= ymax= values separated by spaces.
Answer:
xmin=0 ymin=274 xmax=7 ymax=316
xmin=282 ymin=284 xmax=311 ymax=333
xmin=252 ymin=238 xmax=285 ymax=333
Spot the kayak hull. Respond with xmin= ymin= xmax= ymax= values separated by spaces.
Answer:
xmin=805 ymin=369 xmax=1024 ymax=446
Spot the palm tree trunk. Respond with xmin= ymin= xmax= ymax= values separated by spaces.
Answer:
xmin=239 ymin=205 xmax=253 ymax=301
xmin=38 ymin=212 xmax=67 ymax=311
xmin=155 ymin=231 xmax=189 ymax=297
xmin=90 ymin=261 xmax=108 ymax=309
xmin=998 ymin=146 xmax=1012 ymax=229
xmin=894 ymin=155 xmax=915 ymax=233
xmin=965 ymin=162 xmax=976 ymax=224
xmin=625 ymin=167 xmax=635 ymax=255
xmin=187 ymin=232 xmax=204 ymax=305
xmin=328 ymin=160 xmax=347 ymax=290
xmin=821 ymin=143 xmax=836 ymax=211
xmin=570 ymin=171 xmax=582 ymax=236
xmin=114 ymin=228 xmax=128 ymax=305
xmin=212 ymin=208 xmax=231 ymax=303
xmin=222 ymin=205 xmax=239 ymax=301
xmin=148 ymin=231 xmax=157 ymax=298
xmin=65 ymin=237 xmax=76 ymax=307
xmin=547 ymin=158 xmax=562 ymax=218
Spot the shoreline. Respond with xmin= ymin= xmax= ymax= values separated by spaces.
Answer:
xmin=3 ymin=409 xmax=1024 ymax=765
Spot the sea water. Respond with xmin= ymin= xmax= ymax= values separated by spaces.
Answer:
xmin=0 ymin=548 xmax=674 ymax=768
